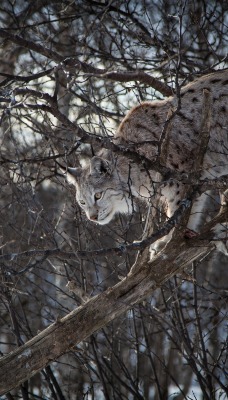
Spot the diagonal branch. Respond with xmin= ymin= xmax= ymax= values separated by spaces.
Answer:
xmin=0 ymin=227 xmax=213 ymax=396
xmin=0 ymin=68 xmax=54 ymax=87
xmin=0 ymin=29 xmax=63 ymax=62
xmin=0 ymin=29 xmax=172 ymax=96
xmin=84 ymin=69 xmax=173 ymax=96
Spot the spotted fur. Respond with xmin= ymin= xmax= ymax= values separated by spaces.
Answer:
xmin=65 ymin=70 xmax=228 ymax=255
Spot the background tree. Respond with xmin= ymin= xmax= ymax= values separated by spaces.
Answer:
xmin=0 ymin=1 xmax=227 ymax=399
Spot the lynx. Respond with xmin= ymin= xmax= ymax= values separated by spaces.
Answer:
xmin=64 ymin=69 xmax=228 ymax=254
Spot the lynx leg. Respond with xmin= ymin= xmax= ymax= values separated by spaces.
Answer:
xmin=213 ymin=189 xmax=228 ymax=255
xmin=219 ymin=189 xmax=228 ymax=211
xmin=187 ymin=191 xmax=213 ymax=232
xmin=150 ymin=181 xmax=185 ymax=258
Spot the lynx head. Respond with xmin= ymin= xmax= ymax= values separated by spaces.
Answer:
xmin=64 ymin=156 xmax=133 ymax=225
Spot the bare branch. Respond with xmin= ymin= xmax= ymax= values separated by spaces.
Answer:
xmin=0 ymin=229 xmax=214 ymax=396
xmin=84 ymin=69 xmax=173 ymax=97
xmin=0 ymin=68 xmax=53 ymax=87
xmin=0 ymin=29 xmax=63 ymax=62
xmin=0 ymin=29 xmax=172 ymax=96
xmin=1 ymin=199 xmax=226 ymax=269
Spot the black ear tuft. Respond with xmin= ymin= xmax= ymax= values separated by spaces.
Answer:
xmin=90 ymin=156 xmax=112 ymax=175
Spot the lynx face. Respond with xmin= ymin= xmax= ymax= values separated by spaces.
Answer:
xmin=65 ymin=157 xmax=134 ymax=225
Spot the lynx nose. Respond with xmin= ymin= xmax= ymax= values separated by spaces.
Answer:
xmin=90 ymin=214 xmax=98 ymax=221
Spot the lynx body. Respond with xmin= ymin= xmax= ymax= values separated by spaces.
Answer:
xmin=65 ymin=70 xmax=228 ymax=252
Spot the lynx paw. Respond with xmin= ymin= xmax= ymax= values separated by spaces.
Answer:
xmin=212 ymin=223 xmax=228 ymax=256
xmin=184 ymin=228 xmax=197 ymax=239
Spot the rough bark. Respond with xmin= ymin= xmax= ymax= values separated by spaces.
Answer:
xmin=0 ymin=231 xmax=215 ymax=395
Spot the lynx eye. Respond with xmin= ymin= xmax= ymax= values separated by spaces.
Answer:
xmin=94 ymin=192 xmax=102 ymax=200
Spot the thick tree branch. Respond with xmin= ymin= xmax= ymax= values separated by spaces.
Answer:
xmin=0 ymin=228 xmax=213 ymax=396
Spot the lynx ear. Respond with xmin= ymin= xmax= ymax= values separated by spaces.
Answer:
xmin=90 ymin=156 xmax=112 ymax=175
xmin=60 ymin=166 xmax=82 ymax=185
